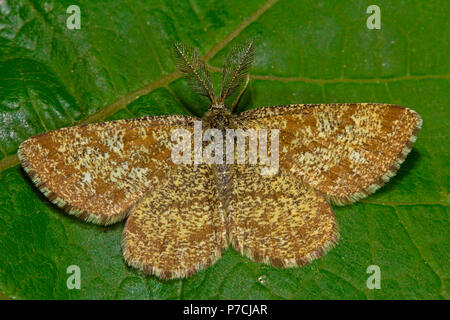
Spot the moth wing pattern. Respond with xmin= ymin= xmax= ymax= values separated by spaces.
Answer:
xmin=122 ymin=164 xmax=227 ymax=279
xmin=227 ymin=163 xmax=338 ymax=267
xmin=18 ymin=115 xmax=197 ymax=225
xmin=237 ymin=103 xmax=422 ymax=205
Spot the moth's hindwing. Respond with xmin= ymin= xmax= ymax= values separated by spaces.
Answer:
xmin=122 ymin=164 xmax=227 ymax=279
xmin=227 ymin=163 xmax=338 ymax=267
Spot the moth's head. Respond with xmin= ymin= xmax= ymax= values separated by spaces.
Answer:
xmin=173 ymin=39 xmax=255 ymax=113
xmin=209 ymin=103 xmax=227 ymax=111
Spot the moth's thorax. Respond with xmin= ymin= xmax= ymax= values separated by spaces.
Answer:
xmin=202 ymin=104 xmax=235 ymax=202
xmin=203 ymin=104 xmax=234 ymax=130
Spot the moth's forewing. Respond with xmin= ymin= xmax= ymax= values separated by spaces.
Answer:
xmin=18 ymin=115 xmax=197 ymax=225
xmin=237 ymin=103 xmax=422 ymax=205
xmin=122 ymin=164 xmax=227 ymax=279
xmin=227 ymin=163 xmax=338 ymax=267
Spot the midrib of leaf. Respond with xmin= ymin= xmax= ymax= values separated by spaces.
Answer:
xmin=208 ymin=64 xmax=449 ymax=83
xmin=248 ymin=73 xmax=450 ymax=84
xmin=362 ymin=200 xmax=449 ymax=206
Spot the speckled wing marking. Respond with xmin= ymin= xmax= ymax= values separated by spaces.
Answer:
xmin=237 ymin=103 xmax=422 ymax=205
xmin=227 ymin=164 xmax=338 ymax=267
xmin=122 ymin=164 xmax=227 ymax=279
xmin=18 ymin=115 xmax=196 ymax=225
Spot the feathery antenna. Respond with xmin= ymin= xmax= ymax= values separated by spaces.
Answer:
xmin=219 ymin=39 xmax=255 ymax=105
xmin=173 ymin=42 xmax=216 ymax=103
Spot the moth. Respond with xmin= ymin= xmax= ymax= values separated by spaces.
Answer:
xmin=18 ymin=40 xmax=422 ymax=279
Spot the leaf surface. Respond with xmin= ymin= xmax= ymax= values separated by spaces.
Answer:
xmin=0 ymin=0 xmax=448 ymax=299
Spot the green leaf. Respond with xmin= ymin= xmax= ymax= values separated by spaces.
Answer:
xmin=0 ymin=0 xmax=448 ymax=299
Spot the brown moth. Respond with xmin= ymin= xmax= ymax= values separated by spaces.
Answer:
xmin=18 ymin=40 xmax=422 ymax=279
